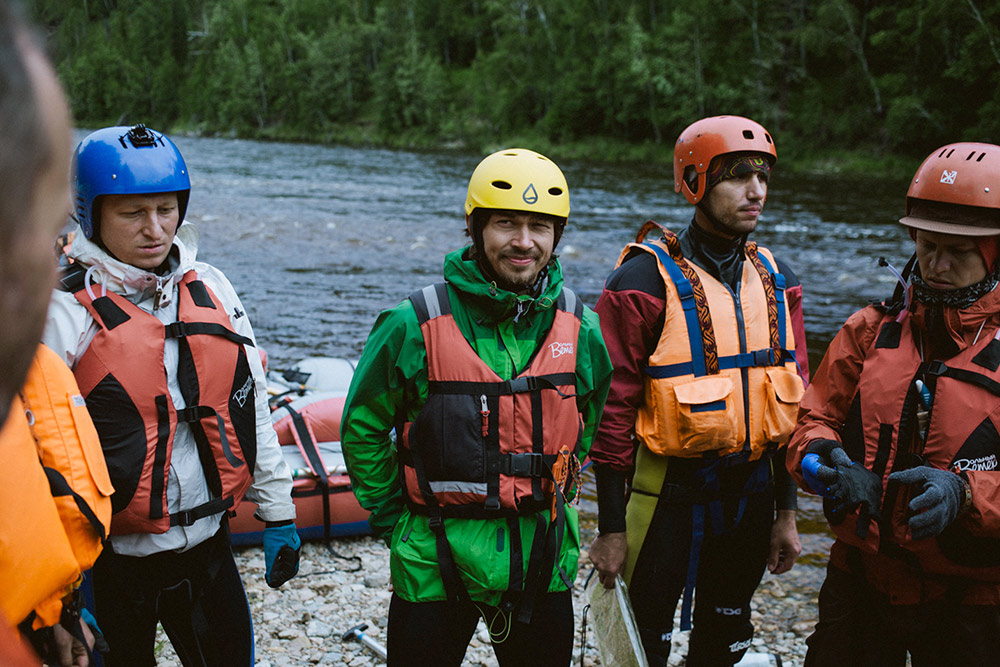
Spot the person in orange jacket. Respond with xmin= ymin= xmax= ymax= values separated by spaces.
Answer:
xmin=787 ymin=142 xmax=1000 ymax=665
xmin=0 ymin=2 xmax=105 ymax=665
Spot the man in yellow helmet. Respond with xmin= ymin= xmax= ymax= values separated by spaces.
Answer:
xmin=341 ymin=148 xmax=612 ymax=666
xmin=589 ymin=116 xmax=809 ymax=666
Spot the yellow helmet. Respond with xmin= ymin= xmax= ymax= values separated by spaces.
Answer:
xmin=465 ymin=148 xmax=570 ymax=219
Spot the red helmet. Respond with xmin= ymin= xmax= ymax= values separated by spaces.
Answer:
xmin=900 ymin=142 xmax=1000 ymax=236
xmin=673 ymin=115 xmax=776 ymax=204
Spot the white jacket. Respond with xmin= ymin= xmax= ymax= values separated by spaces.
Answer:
xmin=44 ymin=222 xmax=295 ymax=556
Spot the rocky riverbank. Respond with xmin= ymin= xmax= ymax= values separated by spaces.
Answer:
xmin=153 ymin=505 xmax=831 ymax=666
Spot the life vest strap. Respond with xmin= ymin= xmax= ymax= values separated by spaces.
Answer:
xmin=500 ymin=452 xmax=557 ymax=478
xmin=642 ymin=240 xmax=712 ymax=377
xmin=925 ymin=359 xmax=1000 ymax=397
xmin=168 ymin=496 xmax=234 ymax=527
xmin=427 ymin=372 xmax=577 ymax=397
xmin=643 ymin=347 xmax=796 ymax=378
xmin=44 ymin=467 xmax=107 ymax=544
xmin=164 ymin=321 xmax=253 ymax=347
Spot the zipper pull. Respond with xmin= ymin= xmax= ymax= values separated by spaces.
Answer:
xmin=153 ymin=284 xmax=164 ymax=311
xmin=480 ymin=394 xmax=489 ymax=437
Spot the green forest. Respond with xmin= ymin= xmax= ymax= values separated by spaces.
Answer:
xmin=27 ymin=0 xmax=1000 ymax=171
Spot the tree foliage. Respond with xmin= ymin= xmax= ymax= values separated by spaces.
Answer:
xmin=31 ymin=0 xmax=1000 ymax=159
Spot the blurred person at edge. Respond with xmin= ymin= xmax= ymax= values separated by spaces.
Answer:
xmin=43 ymin=121 xmax=302 ymax=666
xmin=788 ymin=142 xmax=1000 ymax=666
xmin=0 ymin=1 xmax=104 ymax=665
xmin=589 ymin=115 xmax=809 ymax=666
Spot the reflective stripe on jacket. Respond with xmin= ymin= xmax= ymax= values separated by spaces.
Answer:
xmin=72 ymin=271 xmax=257 ymax=535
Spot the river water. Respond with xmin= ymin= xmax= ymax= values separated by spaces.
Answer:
xmin=107 ymin=133 xmax=915 ymax=609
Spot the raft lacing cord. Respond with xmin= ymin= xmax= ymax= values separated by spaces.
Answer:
xmin=473 ymin=600 xmax=514 ymax=644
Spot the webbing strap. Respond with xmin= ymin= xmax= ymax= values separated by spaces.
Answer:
xmin=151 ymin=395 xmax=171 ymax=520
xmin=428 ymin=373 xmax=577 ymax=397
xmin=747 ymin=245 xmax=787 ymax=350
xmin=164 ymin=321 xmax=253 ymax=347
xmin=926 ymin=360 xmax=1000 ymax=397
xmin=644 ymin=348 xmax=796 ymax=378
xmin=280 ymin=402 xmax=330 ymax=487
xmin=168 ymin=496 xmax=234 ymax=527
xmin=643 ymin=241 xmax=709 ymax=377
xmin=44 ymin=467 xmax=107 ymax=544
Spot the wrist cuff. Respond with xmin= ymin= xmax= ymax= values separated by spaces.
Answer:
xmin=594 ymin=464 xmax=628 ymax=534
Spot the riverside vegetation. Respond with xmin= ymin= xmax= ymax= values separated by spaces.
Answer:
xmin=29 ymin=0 xmax=1000 ymax=176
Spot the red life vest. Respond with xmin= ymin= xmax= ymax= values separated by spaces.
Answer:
xmin=71 ymin=271 xmax=258 ymax=535
xmin=835 ymin=312 xmax=1000 ymax=581
xmin=399 ymin=283 xmax=584 ymax=518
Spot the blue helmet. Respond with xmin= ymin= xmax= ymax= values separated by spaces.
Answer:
xmin=74 ymin=124 xmax=191 ymax=239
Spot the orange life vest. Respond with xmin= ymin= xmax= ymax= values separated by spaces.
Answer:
xmin=20 ymin=344 xmax=112 ymax=571
xmin=0 ymin=396 xmax=80 ymax=627
xmin=71 ymin=271 xmax=258 ymax=535
xmin=399 ymin=283 xmax=584 ymax=517
xmin=834 ymin=312 xmax=1000 ymax=581
xmin=622 ymin=226 xmax=803 ymax=461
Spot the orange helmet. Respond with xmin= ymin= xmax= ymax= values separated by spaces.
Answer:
xmin=900 ymin=142 xmax=1000 ymax=236
xmin=673 ymin=116 xmax=776 ymax=204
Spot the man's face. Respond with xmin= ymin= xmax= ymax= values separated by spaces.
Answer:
xmin=99 ymin=193 xmax=180 ymax=270
xmin=914 ymin=229 xmax=989 ymax=289
xmin=480 ymin=211 xmax=556 ymax=291
xmin=2 ymin=43 xmax=73 ymax=402
xmin=697 ymin=171 xmax=768 ymax=238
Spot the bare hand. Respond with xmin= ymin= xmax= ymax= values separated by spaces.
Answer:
xmin=589 ymin=532 xmax=628 ymax=589
xmin=48 ymin=621 xmax=94 ymax=667
xmin=767 ymin=509 xmax=801 ymax=575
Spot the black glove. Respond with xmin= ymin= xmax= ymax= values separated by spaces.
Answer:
xmin=888 ymin=466 xmax=969 ymax=540
xmin=806 ymin=439 xmax=882 ymax=538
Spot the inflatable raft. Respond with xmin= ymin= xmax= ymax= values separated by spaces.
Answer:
xmin=229 ymin=357 xmax=372 ymax=545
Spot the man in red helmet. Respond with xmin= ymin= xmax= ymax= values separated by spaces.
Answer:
xmin=589 ymin=116 xmax=809 ymax=666
xmin=787 ymin=142 xmax=1000 ymax=666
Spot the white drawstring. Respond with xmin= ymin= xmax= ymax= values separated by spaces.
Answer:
xmin=83 ymin=265 xmax=107 ymax=300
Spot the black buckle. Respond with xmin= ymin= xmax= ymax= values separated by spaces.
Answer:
xmin=751 ymin=349 xmax=775 ymax=366
xmin=507 ymin=377 xmax=537 ymax=394
xmin=165 ymin=322 xmax=187 ymax=338
xmin=428 ymin=515 xmax=445 ymax=531
xmin=924 ymin=360 xmax=948 ymax=377
xmin=171 ymin=509 xmax=195 ymax=526
xmin=503 ymin=453 xmax=543 ymax=477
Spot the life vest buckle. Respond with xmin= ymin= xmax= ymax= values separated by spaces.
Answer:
xmin=924 ymin=360 xmax=948 ymax=377
xmin=502 ymin=452 xmax=544 ymax=477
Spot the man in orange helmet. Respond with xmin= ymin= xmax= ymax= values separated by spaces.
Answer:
xmin=589 ymin=116 xmax=809 ymax=665
xmin=787 ymin=142 xmax=1000 ymax=665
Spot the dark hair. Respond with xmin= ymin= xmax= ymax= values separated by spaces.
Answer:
xmin=0 ymin=0 xmax=52 ymax=248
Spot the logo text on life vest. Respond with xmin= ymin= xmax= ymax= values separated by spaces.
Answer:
xmin=549 ymin=342 xmax=574 ymax=358
xmin=953 ymin=454 xmax=998 ymax=471
xmin=940 ymin=169 xmax=958 ymax=184
xmin=233 ymin=375 xmax=253 ymax=407
xmin=522 ymin=183 xmax=538 ymax=204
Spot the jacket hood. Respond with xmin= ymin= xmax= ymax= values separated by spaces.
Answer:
xmin=68 ymin=222 xmax=200 ymax=301
xmin=442 ymin=246 xmax=565 ymax=325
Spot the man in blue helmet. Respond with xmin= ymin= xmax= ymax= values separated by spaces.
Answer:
xmin=43 ymin=124 xmax=300 ymax=666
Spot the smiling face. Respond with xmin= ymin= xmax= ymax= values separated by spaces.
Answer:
xmin=99 ymin=192 xmax=180 ymax=269
xmin=696 ymin=171 xmax=768 ymax=238
xmin=914 ymin=229 xmax=990 ymax=289
xmin=480 ymin=210 xmax=556 ymax=292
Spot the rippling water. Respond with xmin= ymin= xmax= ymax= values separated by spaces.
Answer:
xmin=141 ymin=134 xmax=914 ymax=375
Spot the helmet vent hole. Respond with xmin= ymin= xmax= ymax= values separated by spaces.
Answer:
xmin=548 ymin=187 xmax=563 ymax=196
xmin=765 ymin=133 xmax=773 ymax=144
xmin=977 ymin=153 xmax=986 ymax=162
xmin=946 ymin=149 xmax=955 ymax=158
xmin=743 ymin=130 xmax=754 ymax=140
xmin=491 ymin=180 xmax=513 ymax=190
xmin=967 ymin=151 xmax=977 ymax=160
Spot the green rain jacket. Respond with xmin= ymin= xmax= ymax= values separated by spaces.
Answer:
xmin=342 ymin=247 xmax=612 ymax=605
